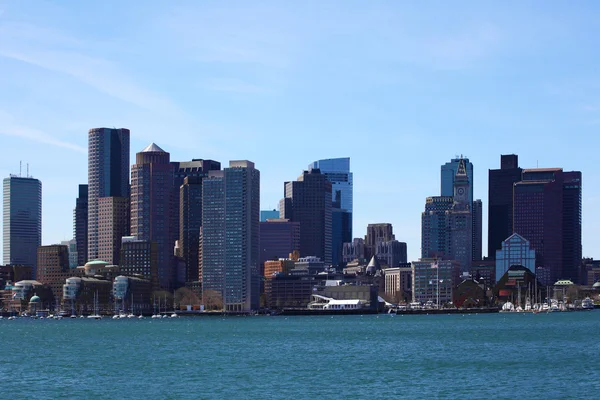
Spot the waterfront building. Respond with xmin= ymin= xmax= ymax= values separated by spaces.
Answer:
xmin=112 ymin=275 xmax=152 ymax=314
xmin=36 ymin=244 xmax=71 ymax=303
xmin=175 ymin=160 xmax=221 ymax=283
xmin=495 ymin=265 xmax=541 ymax=307
xmin=421 ymin=196 xmax=454 ymax=260
xmin=259 ymin=219 xmax=300 ymax=273
xmin=453 ymin=279 xmax=486 ymax=308
xmin=87 ymin=128 xmax=130 ymax=261
xmin=495 ymin=233 xmax=536 ymax=282
xmin=411 ymin=259 xmax=460 ymax=306
xmin=0 ymin=265 xmax=33 ymax=288
xmin=291 ymin=256 xmax=326 ymax=276
xmin=488 ymin=154 xmax=522 ymax=258
xmin=260 ymin=209 xmax=280 ymax=222
xmin=74 ymin=184 xmax=88 ymax=266
xmin=342 ymin=238 xmax=365 ymax=264
xmin=131 ymin=143 xmax=173 ymax=290
xmin=62 ymin=276 xmax=112 ymax=315
xmin=469 ymin=262 xmax=496 ymax=290
xmin=375 ymin=240 xmax=407 ymax=267
xmin=119 ymin=236 xmax=159 ymax=289
xmin=583 ymin=259 xmax=600 ymax=286
xmin=200 ymin=161 xmax=260 ymax=312
xmin=98 ymin=196 xmax=130 ymax=265
xmin=3 ymin=174 xmax=42 ymax=274
xmin=280 ymin=169 xmax=332 ymax=264
xmin=384 ymin=263 xmax=412 ymax=303
xmin=513 ymin=168 xmax=582 ymax=283
xmin=7 ymin=280 xmax=52 ymax=313
xmin=265 ymin=275 xmax=316 ymax=309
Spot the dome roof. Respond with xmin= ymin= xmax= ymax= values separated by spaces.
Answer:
xmin=29 ymin=295 xmax=41 ymax=303
xmin=554 ymin=279 xmax=575 ymax=286
xmin=593 ymin=281 xmax=600 ymax=288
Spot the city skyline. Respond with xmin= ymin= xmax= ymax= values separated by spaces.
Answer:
xmin=1 ymin=2 xmax=600 ymax=263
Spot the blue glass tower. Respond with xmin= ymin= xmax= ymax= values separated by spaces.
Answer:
xmin=309 ymin=158 xmax=352 ymax=267
xmin=441 ymin=157 xmax=473 ymax=206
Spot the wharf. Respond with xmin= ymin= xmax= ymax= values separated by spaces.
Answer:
xmin=394 ymin=307 xmax=500 ymax=315
xmin=278 ymin=308 xmax=378 ymax=316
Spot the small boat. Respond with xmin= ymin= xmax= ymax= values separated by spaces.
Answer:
xmin=112 ymin=315 xmax=119 ymax=320
xmin=170 ymin=313 xmax=178 ymax=318
xmin=581 ymin=297 xmax=594 ymax=310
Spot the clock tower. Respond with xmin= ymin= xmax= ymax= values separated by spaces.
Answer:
xmin=453 ymin=158 xmax=470 ymax=207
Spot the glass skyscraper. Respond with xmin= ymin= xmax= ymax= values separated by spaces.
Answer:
xmin=309 ymin=157 xmax=352 ymax=266
xmin=3 ymin=175 xmax=42 ymax=274
xmin=441 ymin=157 xmax=473 ymax=205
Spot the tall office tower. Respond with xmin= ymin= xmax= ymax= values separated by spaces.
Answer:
xmin=422 ymin=159 xmax=473 ymax=271
xmin=3 ymin=174 xmax=42 ymax=273
xmin=513 ymin=168 xmax=582 ymax=283
xmin=472 ymin=199 xmax=483 ymax=262
xmin=421 ymin=196 xmax=454 ymax=259
xmin=74 ymin=184 xmax=88 ymax=266
xmin=309 ymin=158 xmax=353 ymax=265
xmin=171 ymin=160 xmax=221 ymax=268
xmin=98 ymin=196 xmax=130 ymax=265
xmin=447 ymin=159 xmax=473 ymax=272
xmin=87 ymin=128 xmax=130 ymax=261
xmin=280 ymin=169 xmax=332 ymax=264
xmin=441 ymin=156 xmax=474 ymax=205
xmin=260 ymin=219 xmax=300 ymax=272
xmin=180 ymin=177 xmax=204 ymax=283
xmin=120 ymin=236 xmax=159 ymax=289
xmin=200 ymin=161 xmax=260 ymax=312
xmin=488 ymin=154 xmax=522 ymax=258
xmin=131 ymin=143 xmax=173 ymax=290
xmin=364 ymin=223 xmax=395 ymax=260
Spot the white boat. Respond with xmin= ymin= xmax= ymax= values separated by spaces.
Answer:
xmin=581 ymin=297 xmax=594 ymax=310
xmin=87 ymin=291 xmax=102 ymax=319
xmin=501 ymin=302 xmax=515 ymax=312
xmin=112 ymin=315 xmax=119 ymax=320
xmin=170 ymin=313 xmax=178 ymax=318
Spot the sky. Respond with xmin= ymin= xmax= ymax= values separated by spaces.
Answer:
xmin=1 ymin=1 xmax=600 ymax=263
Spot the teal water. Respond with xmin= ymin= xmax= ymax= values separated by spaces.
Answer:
xmin=1 ymin=312 xmax=598 ymax=399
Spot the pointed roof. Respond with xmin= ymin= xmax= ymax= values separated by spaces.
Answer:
xmin=367 ymin=255 xmax=381 ymax=269
xmin=141 ymin=143 xmax=166 ymax=153
xmin=456 ymin=158 xmax=467 ymax=177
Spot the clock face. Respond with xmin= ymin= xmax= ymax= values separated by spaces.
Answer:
xmin=457 ymin=187 xmax=465 ymax=195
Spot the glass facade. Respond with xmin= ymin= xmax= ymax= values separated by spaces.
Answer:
xmin=495 ymin=233 xmax=536 ymax=281
xmin=3 ymin=176 xmax=42 ymax=273
xmin=441 ymin=157 xmax=473 ymax=205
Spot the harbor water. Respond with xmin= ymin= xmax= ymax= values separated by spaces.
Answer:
xmin=1 ymin=311 xmax=598 ymax=399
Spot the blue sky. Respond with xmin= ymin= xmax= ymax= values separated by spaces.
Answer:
xmin=1 ymin=1 xmax=599 ymax=262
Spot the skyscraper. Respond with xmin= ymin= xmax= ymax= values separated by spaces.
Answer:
xmin=441 ymin=156 xmax=473 ymax=205
xmin=472 ymin=199 xmax=483 ymax=262
xmin=309 ymin=158 xmax=353 ymax=265
xmin=200 ymin=161 xmax=260 ymax=312
xmin=74 ymin=184 xmax=88 ymax=266
xmin=3 ymin=174 xmax=42 ymax=273
xmin=488 ymin=154 xmax=522 ymax=259
xmin=87 ymin=128 xmax=130 ymax=261
xmin=260 ymin=219 xmax=300 ymax=270
xmin=98 ymin=196 xmax=130 ymax=265
xmin=364 ymin=223 xmax=395 ymax=260
xmin=422 ymin=158 xmax=472 ymax=271
xmin=513 ymin=168 xmax=582 ymax=283
xmin=131 ymin=143 xmax=173 ymax=290
xmin=280 ymin=169 xmax=332 ymax=264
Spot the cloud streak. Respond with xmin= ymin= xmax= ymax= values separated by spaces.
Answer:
xmin=0 ymin=111 xmax=86 ymax=154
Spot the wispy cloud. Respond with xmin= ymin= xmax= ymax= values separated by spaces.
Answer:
xmin=0 ymin=110 xmax=86 ymax=153
xmin=0 ymin=22 xmax=180 ymax=114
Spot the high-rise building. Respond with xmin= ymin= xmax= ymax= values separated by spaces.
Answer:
xmin=74 ymin=184 xmax=88 ymax=266
xmin=98 ymin=196 xmax=130 ymax=265
xmin=3 ymin=175 xmax=42 ymax=273
xmin=342 ymin=238 xmax=365 ymax=263
xmin=422 ymin=158 xmax=472 ymax=271
xmin=131 ymin=143 xmax=172 ymax=290
xmin=87 ymin=128 xmax=130 ymax=261
xmin=364 ymin=223 xmax=395 ymax=260
xmin=472 ymin=199 xmax=483 ymax=262
xmin=375 ymin=240 xmax=407 ymax=267
xmin=513 ymin=168 xmax=582 ymax=283
xmin=441 ymin=156 xmax=474 ymax=205
xmin=488 ymin=154 xmax=522 ymax=259
xmin=412 ymin=259 xmax=460 ymax=306
xmin=200 ymin=161 xmax=260 ymax=312
xmin=171 ymin=159 xmax=221 ymax=274
xmin=309 ymin=158 xmax=353 ymax=265
xmin=280 ymin=169 xmax=332 ymax=264
xmin=260 ymin=219 xmax=300 ymax=271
